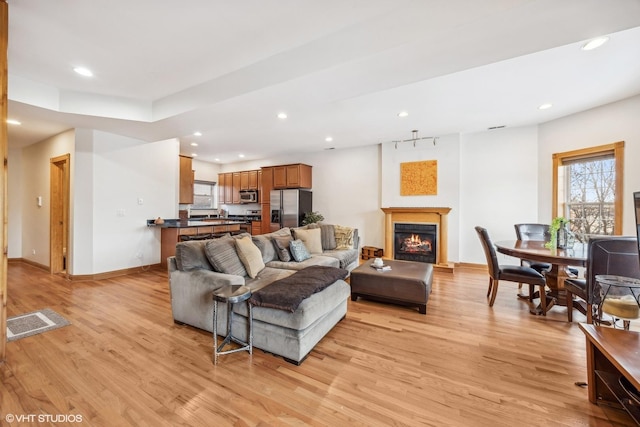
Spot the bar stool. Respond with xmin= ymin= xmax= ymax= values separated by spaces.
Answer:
xmin=212 ymin=285 xmax=252 ymax=364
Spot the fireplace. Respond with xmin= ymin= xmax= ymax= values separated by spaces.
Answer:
xmin=382 ymin=207 xmax=452 ymax=272
xmin=394 ymin=223 xmax=437 ymax=263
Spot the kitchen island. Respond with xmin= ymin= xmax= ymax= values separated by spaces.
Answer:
xmin=149 ymin=219 xmax=244 ymax=268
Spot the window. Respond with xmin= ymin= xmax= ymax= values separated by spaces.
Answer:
xmin=191 ymin=181 xmax=216 ymax=210
xmin=552 ymin=142 xmax=624 ymax=240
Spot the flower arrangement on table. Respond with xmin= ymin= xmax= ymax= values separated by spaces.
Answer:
xmin=545 ymin=216 xmax=569 ymax=249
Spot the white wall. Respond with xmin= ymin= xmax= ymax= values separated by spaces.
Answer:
xmin=538 ymin=94 xmax=640 ymax=236
xmin=7 ymin=148 xmax=23 ymax=258
xmin=192 ymin=159 xmax=221 ymax=182
xmin=380 ymin=134 xmax=462 ymax=263
xmin=75 ymin=131 xmax=179 ymax=274
xmin=459 ymin=126 xmax=539 ymax=264
xmin=20 ymin=129 xmax=75 ymax=266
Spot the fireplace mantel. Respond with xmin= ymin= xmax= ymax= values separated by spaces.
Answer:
xmin=381 ymin=207 xmax=453 ymax=272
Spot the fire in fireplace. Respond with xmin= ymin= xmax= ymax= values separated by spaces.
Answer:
xmin=394 ymin=223 xmax=437 ymax=264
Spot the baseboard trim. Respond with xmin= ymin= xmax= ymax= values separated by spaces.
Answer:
xmin=8 ymin=258 xmax=162 ymax=281
xmin=69 ymin=264 xmax=163 ymax=281
xmin=455 ymin=262 xmax=487 ymax=272
xmin=9 ymin=257 xmax=49 ymax=271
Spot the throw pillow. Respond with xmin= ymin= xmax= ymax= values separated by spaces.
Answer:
xmin=204 ymin=235 xmax=247 ymax=277
xmin=334 ymin=225 xmax=354 ymax=250
xmin=318 ymin=223 xmax=337 ymax=250
xmin=234 ymin=235 xmax=265 ymax=278
xmin=289 ymin=239 xmax=311 ymax=262
xmin=252 ymin=235 xmax=277 ymax=263
xmin=293 ymin=227 xmax=323 ymax=254
xmin=272 ymin=235 xmax=293 ymax=262
xmin=251 ymin=227 xmax=293 ymax=263
xmin=174 ymin=240 xmax=214 ymax=271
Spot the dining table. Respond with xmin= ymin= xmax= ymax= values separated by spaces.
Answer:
xmin=494 ymin=240 xmax=587 ymax=315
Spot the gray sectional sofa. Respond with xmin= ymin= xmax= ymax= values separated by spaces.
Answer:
xmin=168 ymin=224 xmax=359 ymax=364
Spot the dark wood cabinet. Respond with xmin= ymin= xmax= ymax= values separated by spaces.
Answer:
xmin=580 ymin=323 xmax=640 ymax=424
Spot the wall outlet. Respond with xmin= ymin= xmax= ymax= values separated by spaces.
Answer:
xmin=136 ymin=251 xmax=143 ymax=259
xmin=32 ymin=249 xmax=36 ymax=255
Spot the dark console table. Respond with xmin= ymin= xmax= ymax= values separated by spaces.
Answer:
xmin=580 ymin=323 xmax=640 ymax=425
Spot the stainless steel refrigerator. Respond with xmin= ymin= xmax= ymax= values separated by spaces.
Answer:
xmin=270 ymin=189 xmax=312 ymax=231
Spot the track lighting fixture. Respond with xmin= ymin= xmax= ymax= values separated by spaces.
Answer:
xmin=392 ymin=130 xmax=438 ymax=148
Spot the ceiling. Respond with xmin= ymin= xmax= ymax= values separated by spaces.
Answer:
xmin=6 ymin=0 xmax=640 ymax=164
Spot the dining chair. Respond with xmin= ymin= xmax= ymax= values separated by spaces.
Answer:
xmin=475 ymin=226 xmax=548 ymax=314
xmin=514 ymin=224 xmax=552 ymax=300
xmin=565 ymin=236 xmax=640 ymax=324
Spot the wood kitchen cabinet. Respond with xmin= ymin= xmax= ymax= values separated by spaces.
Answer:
xmin=232 ymin=172 xmax=241 ymax=204
xmin=179 ymin=155 xmax=194 ymax=204
xmin=239 ymin=170 xmax=259 ymax=190
xmin=261 ymin=167 xmax=274 ymax=233
xmin=248 ymin=170 xmax=258 ymax=189
xmin=217 ymin=173 xmax=225 ymax=204
xmin=272 ymin=163 xmax=312 ymax=189
xmin=224 ymin=172 xmax=233 ymax=204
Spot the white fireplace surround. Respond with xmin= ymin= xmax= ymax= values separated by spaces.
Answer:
xmin=382 ymin=207 xmax=453 ymax=272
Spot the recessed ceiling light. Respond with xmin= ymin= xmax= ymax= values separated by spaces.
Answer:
xmin=191 ymin=153 xmax=198 ymax=157
xmin=277 ymin=112 xmax=288 ymax=119
xmin=6 ymin=119 xmax=21 ymax=125
xmin=325 ymin=136 xmax=333 ymax=142
xmin=193 ymin=131 xmax=202 ymax=136
xmin=73 ymin=66 xmax=93 ymax=77
xmin=398 ymin=111 xmax=409 ymax=118
xmin=238 ymin=154 xmax=245 ymax=158
xmin=190 ymin=142 xmax=198 ymax=147
xmin=538 ymin=103 xmax=553 ymax=110
xmin=214 ymin=158 xmax=220 ymax=162
xmin=582 ymin=36 xmax=609 ymax=51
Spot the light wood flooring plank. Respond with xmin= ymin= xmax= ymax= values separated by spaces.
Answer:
xmin=0 ymin=263 xmax=637 ymax=426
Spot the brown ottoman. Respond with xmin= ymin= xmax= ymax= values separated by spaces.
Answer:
xmin=350 ymin=259 xmax=433 ymax=314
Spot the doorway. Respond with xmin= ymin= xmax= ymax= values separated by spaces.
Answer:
xmin=50 ymin=154 xmax=70 ymax=275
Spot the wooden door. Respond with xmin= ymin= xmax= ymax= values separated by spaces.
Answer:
xmin=50 ymin=154 xmax=70 ymax=275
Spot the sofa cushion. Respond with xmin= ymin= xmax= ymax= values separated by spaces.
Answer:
xmin=174 ymin=239 xmax=215 ymax=271
xmin=323 ymin=248 xmax=359 ymax=270
xmin=293 ymin=227 xmax=323 ymax=254
xmin=266 ymin=254 xmax=340 ymax=271
xmin=252 ymin=227 xmax=292 ymax=263
xmin=204 ymin=235 xmax=247 ymax=277
xmin=235 ymin=235 xmax=265 ymax=278
xmin=318 ymin=223 xmax=337 ymax=250
xmin=272 ymin=235 xmax=293 ymax=262
xmin=334 ymin=225 xmax=355 ymax=250
xmin=290 ymin=239 xmax=311 ymax=262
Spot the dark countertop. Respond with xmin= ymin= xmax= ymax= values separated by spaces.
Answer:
xmin=147 ymin=219 xmax=245 ymax=228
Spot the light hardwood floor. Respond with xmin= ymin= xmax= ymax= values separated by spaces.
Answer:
xmin=1 ymin=262 xmax=636 ymax=426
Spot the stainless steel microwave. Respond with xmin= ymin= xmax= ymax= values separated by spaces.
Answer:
xmin=239 ymin=190 xmax=258 ymax=203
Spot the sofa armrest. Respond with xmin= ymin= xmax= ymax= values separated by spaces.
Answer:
xmin=168 ymin=269 xmax=246 ymax=330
